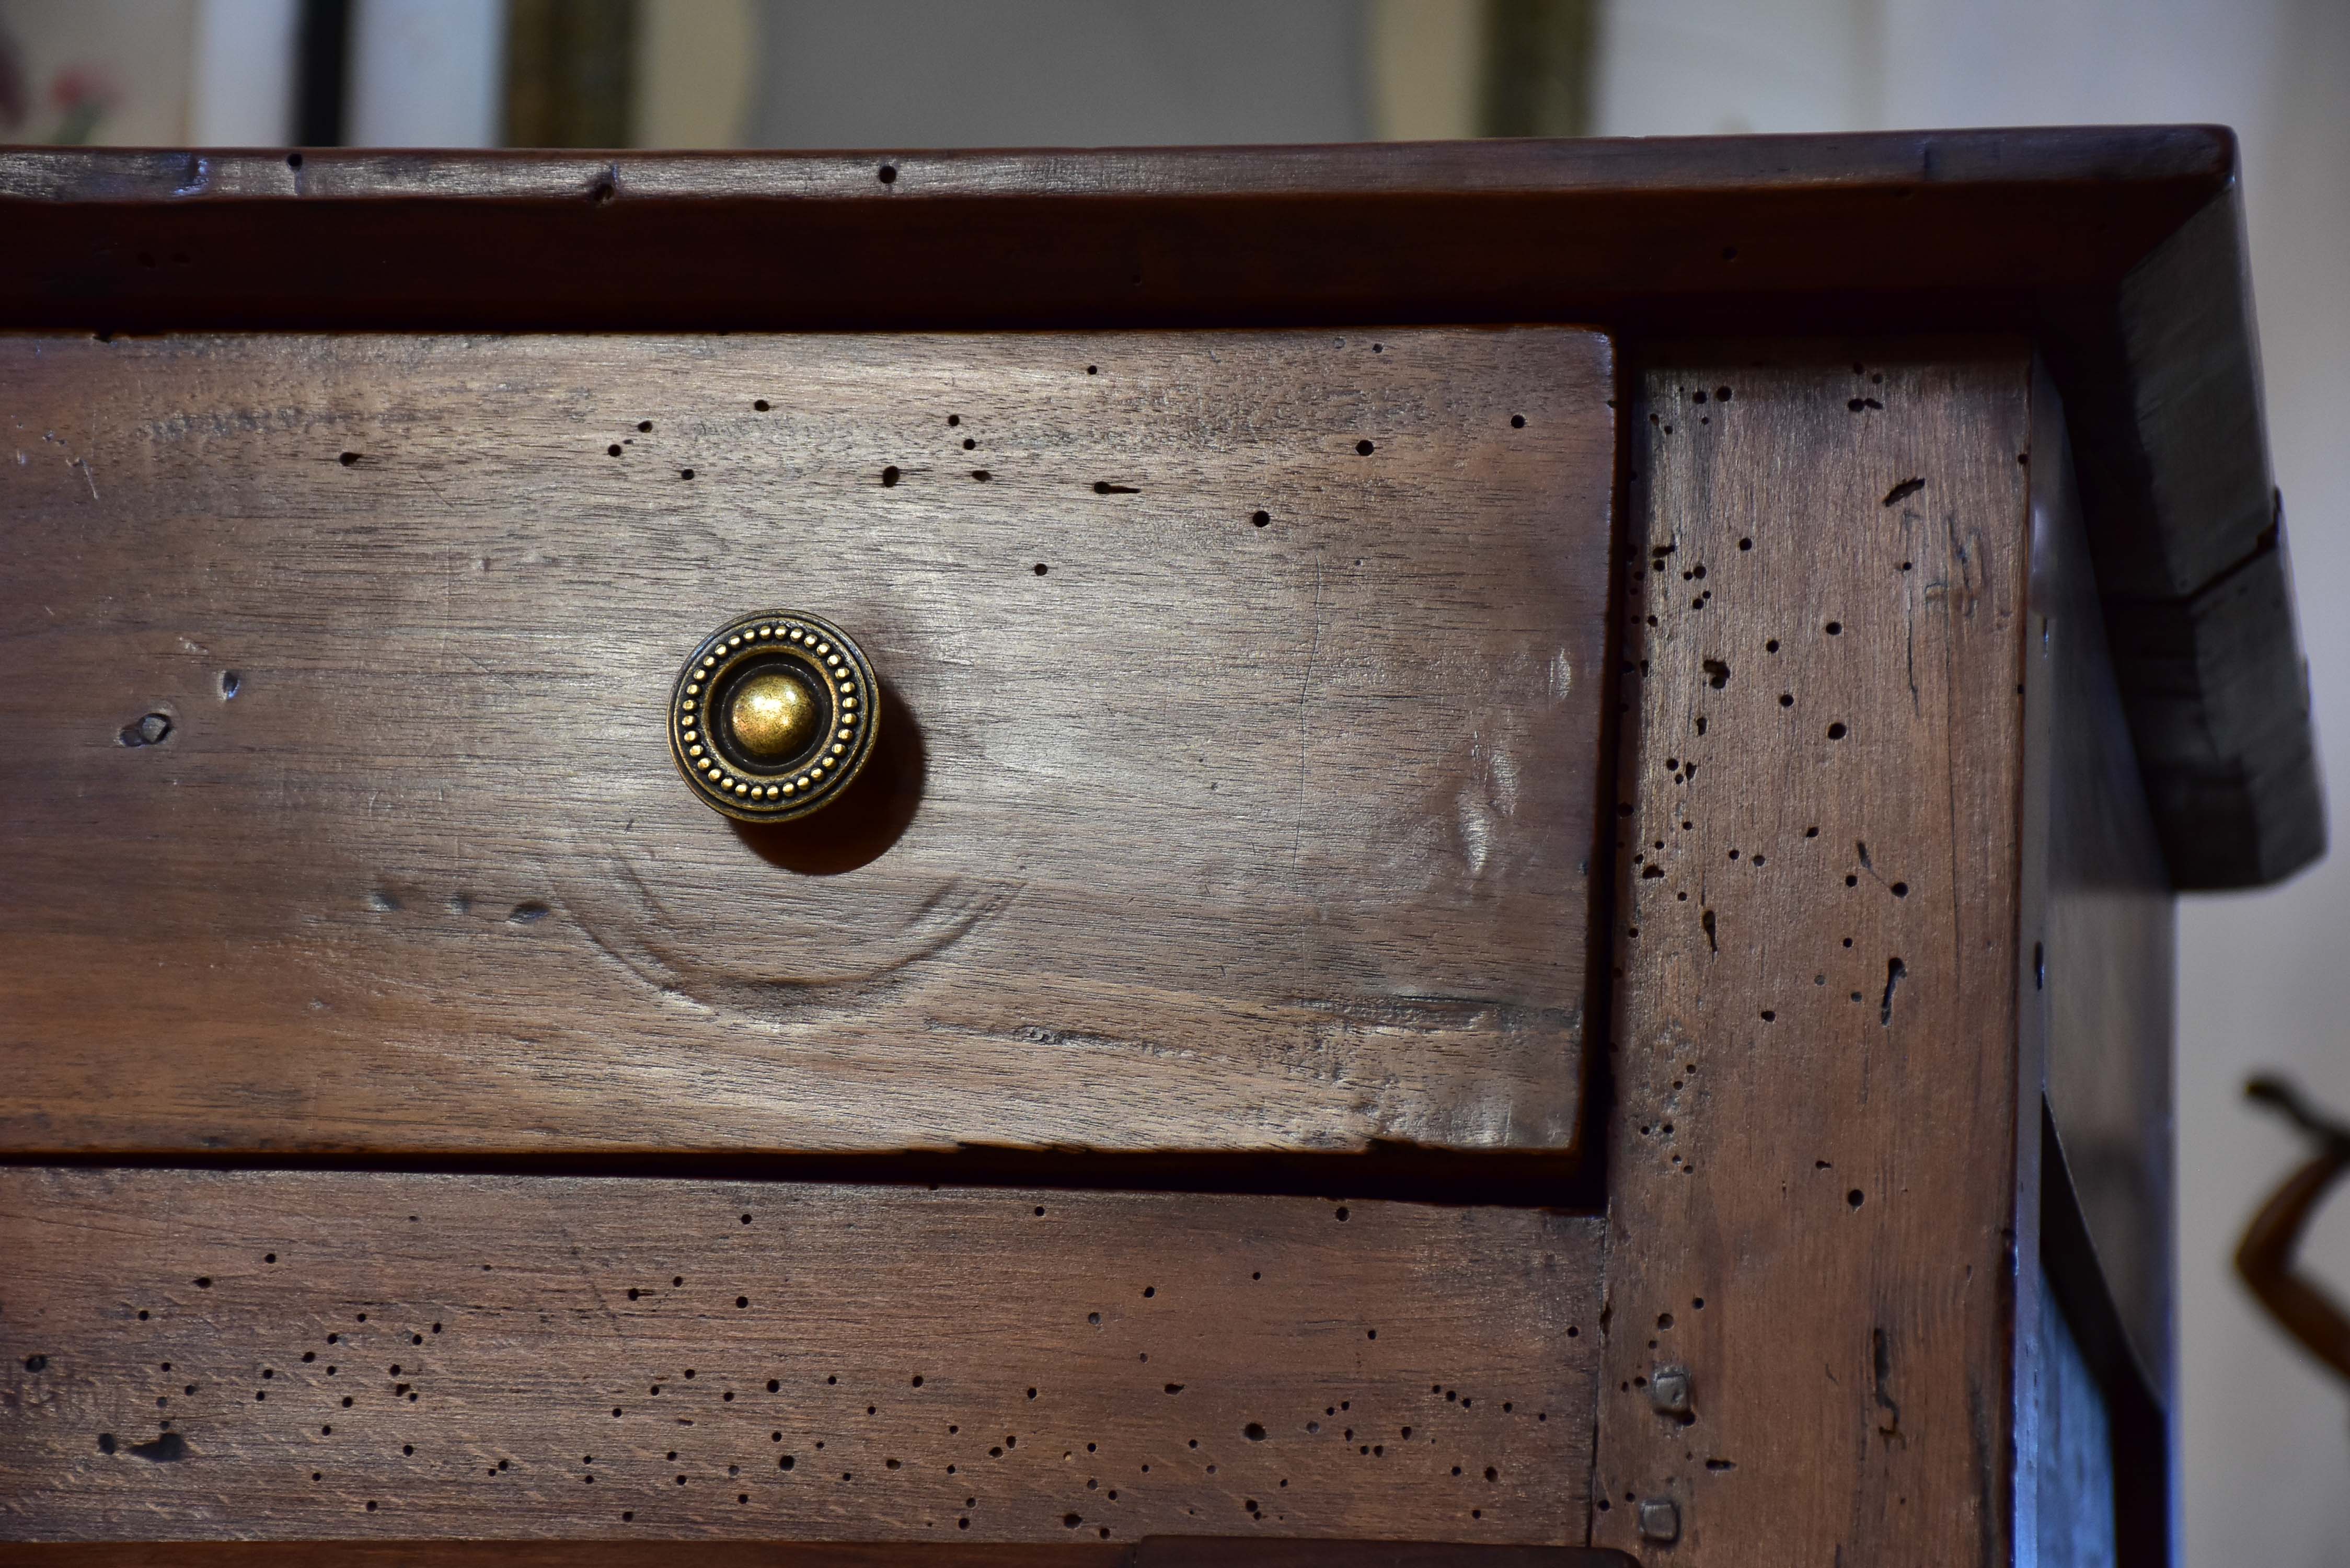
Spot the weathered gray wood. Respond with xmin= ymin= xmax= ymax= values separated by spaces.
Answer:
xmin=2026 ymin=1255 xmax=2118 ymax=1568
xmin=2038 ymin=1114 xmax=2169 ymax=1565
xmin=0 ymin=1171 xmax=1603 ymax=1543
xmin=0 ymin=327 xmax=1610 ymax=1158
xmin=2064 ymin=191 xmax=2324 ymax=886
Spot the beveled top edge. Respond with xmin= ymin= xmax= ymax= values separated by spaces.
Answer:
xmin=0 ymin=124 xmax=2234 ymax=205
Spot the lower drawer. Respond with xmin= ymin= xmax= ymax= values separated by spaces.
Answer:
xmin=0 ymin=1172 xmax=1600 ymax=1546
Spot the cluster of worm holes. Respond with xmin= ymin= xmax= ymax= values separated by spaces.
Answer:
xmin=569 ymin=350 xmax=1529 ymax=583
xmin=1578 ymin=366 xmax=1933 ymax=1512
xmin=1584 ymin=1295 xmax=1742 ymax=1505
xmin=1615 ymin=368 xmax=1922 ymax=1212
xmin=135 ymin=346 xmax=1531 ymax=755
xmin=47 ymin=1200 xmax=1562 ymax=1536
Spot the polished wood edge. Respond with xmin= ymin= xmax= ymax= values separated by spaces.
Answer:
xmin=0 ymin=126 xmax=2235 ymax=203
xmin=0 ymin=1542 xmax=1632 ymax=1566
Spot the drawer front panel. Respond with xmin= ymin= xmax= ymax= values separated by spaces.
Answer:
xmin=0 ymin=328 xmax=1614 ymax=1156
xmin=0 ymin=1170 xmax=1602 ymax=1543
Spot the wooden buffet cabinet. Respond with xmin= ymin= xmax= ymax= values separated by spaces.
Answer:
xmin=0 ymin=129 xmax=2319 ymax=1566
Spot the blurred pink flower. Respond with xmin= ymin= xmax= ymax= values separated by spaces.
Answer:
xmin=43 ymin=64 xmax=120 ymax=145
xmin=49 ymin=65 xmax=121 ymax=116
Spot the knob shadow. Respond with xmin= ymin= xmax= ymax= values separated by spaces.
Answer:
xmin=729 ymin=682 xmax=925 ymax=875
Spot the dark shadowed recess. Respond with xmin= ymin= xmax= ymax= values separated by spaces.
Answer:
xmin=2043 ymin=1108 xmax=2169 ymax=1568
xmin=0 ymin=1143 xmax=1605 ymax=1213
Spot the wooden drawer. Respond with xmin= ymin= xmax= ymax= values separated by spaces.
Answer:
xmin=0 ymin=326 xmax=1612 ymax=1160
xmin=0 ymin=1170 xmax=1603 ymax=1544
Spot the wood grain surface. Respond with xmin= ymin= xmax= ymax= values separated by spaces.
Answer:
xmin=0 ymin=327 xmax=1611 ymax=1157
xmin=1592 ymin=345 xmax=2035 ymax=1563
xmin=0 ymin=1171 xmax=1602 ymax=1543
xmin=2 ymin=1548 xmax=1137 ymax=1568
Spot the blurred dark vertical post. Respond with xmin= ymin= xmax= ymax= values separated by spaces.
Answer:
xmin=296 ymin=0 xmax=351 ymax=146
xmin=1481 ymin=0 xmax=1596 ymax=137
xmin=505 ymin=0 xmax=636 ymax=148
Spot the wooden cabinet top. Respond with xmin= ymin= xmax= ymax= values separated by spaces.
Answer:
xmin=0 ymin=126 xmax=2317 ymax=889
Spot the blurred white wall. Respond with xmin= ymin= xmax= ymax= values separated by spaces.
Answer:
xmin=746 ymin=0 xmax=1368 ymax=148
xmin=1597 ymin=0 xmax=1882 ymax=134
xmin=347 ymin=0 xmax=505 ymax=147
xmin=190 ymin=0 xmax=297 ymax=145
xmin=1598 ymin=3 xmax=2350 ymax=1563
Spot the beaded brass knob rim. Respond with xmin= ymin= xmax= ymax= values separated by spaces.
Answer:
xmin=669 ymin=610 xmax=881 ymax=822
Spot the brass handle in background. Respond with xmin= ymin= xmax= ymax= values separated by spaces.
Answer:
xmin=669 ymin=610 xmax=881 ymax=822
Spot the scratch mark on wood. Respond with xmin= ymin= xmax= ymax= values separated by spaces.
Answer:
xmin=1291 ymin=555 xmax=1326 ymax=874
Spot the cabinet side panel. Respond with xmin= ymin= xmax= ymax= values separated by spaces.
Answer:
xmin=2023 ymin=363 xmax=2175 ymax=1563
xmin=2027 ymin=365 xmax=2176 ymax=1401
xmin=1595 ymin=347 xmax=2033 ymax=1564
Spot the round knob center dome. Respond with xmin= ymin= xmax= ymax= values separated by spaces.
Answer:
xmin=728 ymin=671 xmax=817 ymax=760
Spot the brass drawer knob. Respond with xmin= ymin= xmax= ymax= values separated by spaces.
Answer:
xmin=670 ymin=610 xmax=881 ymax=822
